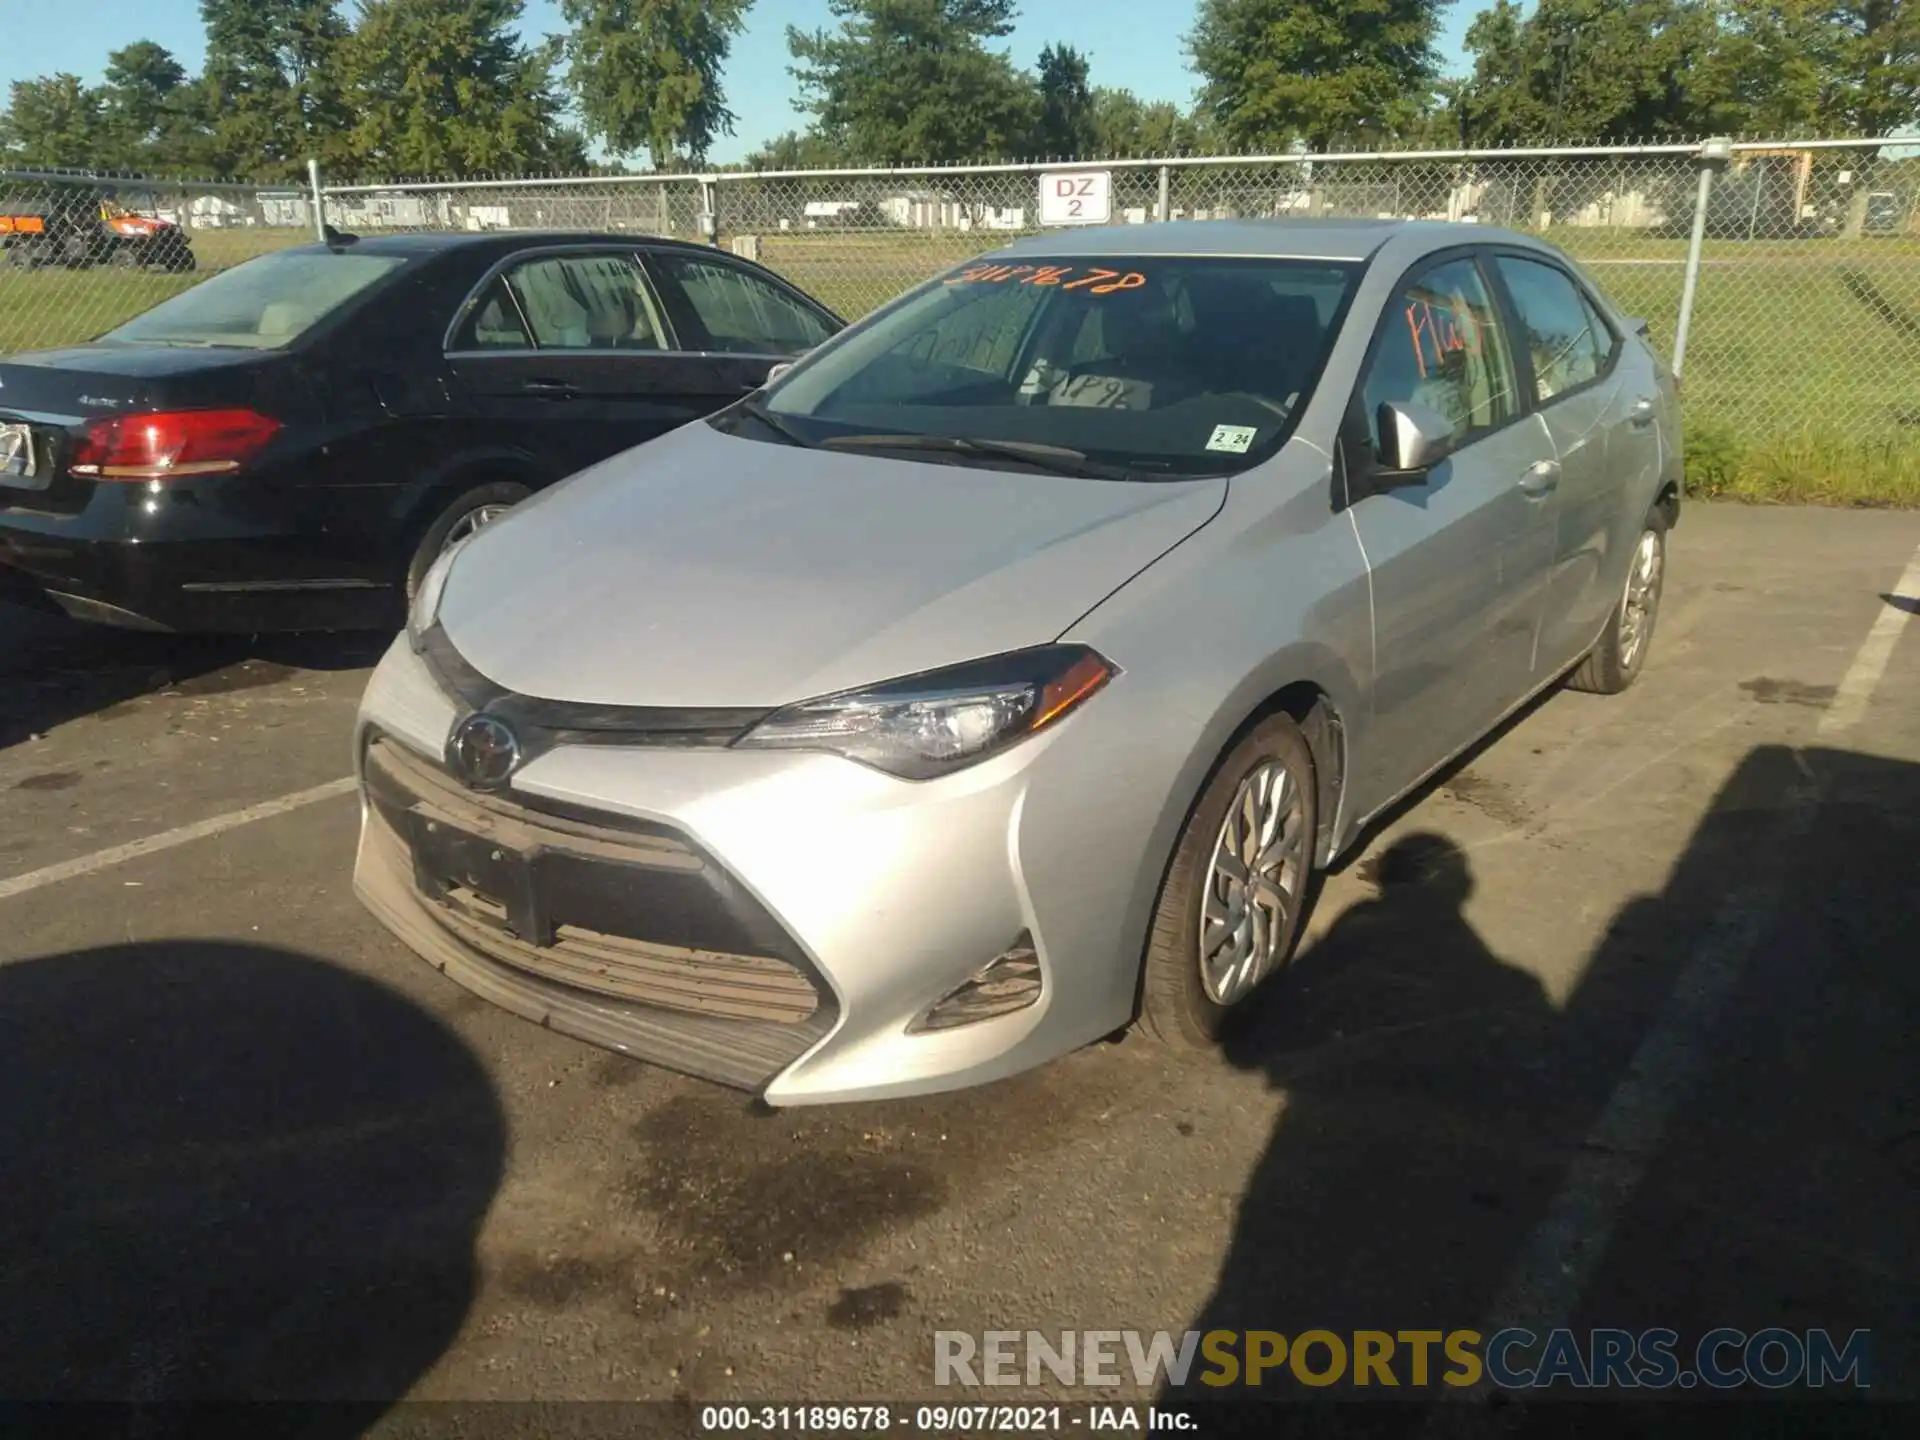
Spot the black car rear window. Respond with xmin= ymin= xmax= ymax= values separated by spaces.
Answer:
xmin=103 ymin=250 xmax=407 ymax=350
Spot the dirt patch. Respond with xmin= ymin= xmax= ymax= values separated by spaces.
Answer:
xmin=826 ymin=1281 xmax=908 ymax=1330
xmin=494 ymin=1252 xmax=630 ymax=1309
xmin=11 ymin=771 xmax=80 ymax=792
xmin=621 ymin=1070 xmax=1101 ymax=1296
xmin=163 ymin=660 xmax=298 ymax=697
xmin=1740 ymin=677 xmax=1838 ymax=708
xmin=592 ymin=1054 xmax=647 ymax=1090
xmin=1439 ymin=770 xmax=1531 ymax=827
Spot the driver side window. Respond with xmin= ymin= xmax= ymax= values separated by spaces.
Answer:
xmin=1360 ymin=256 xmax=1518 ymax=458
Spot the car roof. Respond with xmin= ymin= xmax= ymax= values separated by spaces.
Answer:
xmin=981 ymin=217 xmax=1536 ymax=263
xmin=277 ymin=230 xmax=718 ymax=261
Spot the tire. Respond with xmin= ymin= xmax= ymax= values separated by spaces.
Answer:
xmin=1568 ymin=506 xmax=1668 ymax=695
xmin=1138 ymin=713 xmax=1319 ymax=1047
xmin=403 ymin=481 xmax=532 ymax=602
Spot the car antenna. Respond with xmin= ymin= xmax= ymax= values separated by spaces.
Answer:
xmin=322 ymin=223 xmax=360 ymax=247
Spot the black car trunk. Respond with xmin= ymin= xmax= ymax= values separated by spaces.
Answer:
xmin=0 ymin=346 xmax=280 ymax=515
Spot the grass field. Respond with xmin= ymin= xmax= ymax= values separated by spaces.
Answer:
xmin=4 ymin=222 xmax=1918 ymax=505
xmin=0 ymin=228 xmax=306 ymax=354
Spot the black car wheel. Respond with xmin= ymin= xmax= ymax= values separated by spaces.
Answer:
xmin=405 ymin=482 xmax=532 ymax=602
xmin=1569 ymin=507 xmax=1668 ymax=695
xmin=1138 ymin=713 xmax=1319 ymax=1047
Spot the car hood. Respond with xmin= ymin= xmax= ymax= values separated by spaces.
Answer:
xmin=436 ymin=422 xmax=1227 ymax=709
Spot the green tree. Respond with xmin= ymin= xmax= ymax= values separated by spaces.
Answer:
xmin=1033 ymin=42 xmax=1096 ymax=158
xmin=97 ymin=42 xmax=199 ymax=170
xmin=101 ymin=44 xmax=186 ymax=146
xmin=339 ymin=0 xmax=586 ymax=177
xmin=1758 ymin=2 xmax=1920 ymax=136
xmin=560 ymin=0 xmax=753 ymax=168
xmin=1088 ymin=87 xmax=1216 ymax=155
xmin=0 ymin=75 xmax=107 ymax=169
xmin=1189 ymin=0 xmax=1448 ymax=150
xmin=1835 ymin=0 xmax=1920 ymax=135
xmin=200 ymin=0 xmax=353 ymax=177
xmin=1678 ymin=2 xmax=1830 ymax=135
xmin=742 ymin=128 xmax=847 ymax=169
xmin=1457 ymin=0 xmax=1740 ymax=144
xmin=788 ymin=0 xmax=1038 ymax=163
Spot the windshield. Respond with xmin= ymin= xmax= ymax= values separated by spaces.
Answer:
xmin=103 ymin=250 xmax=407 ymax=350
xmin=750 ymin=255 xmax=1358 ymax=477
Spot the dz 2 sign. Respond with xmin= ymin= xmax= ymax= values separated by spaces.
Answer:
xmin=1039 ymin=170 xmax=1113 ymax=226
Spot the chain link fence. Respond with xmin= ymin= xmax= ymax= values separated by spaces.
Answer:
xmin=0 ymin=171 xmax=319 ymax=354
xmin=6 ymin=141 xmax=1919 ymax=474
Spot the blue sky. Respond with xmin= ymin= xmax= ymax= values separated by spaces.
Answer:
xmin=4 ymin=1 xmax=1493 ymax=165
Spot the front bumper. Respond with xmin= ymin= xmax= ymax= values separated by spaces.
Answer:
xmin=352 ymin=634 xmax=1195 ymax=1105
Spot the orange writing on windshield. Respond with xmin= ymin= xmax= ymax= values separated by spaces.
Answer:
xmin=947 ymin=263 xmax=1147 ymax=295
xmin=1405 ymin=296 xmax=1485 ymax=377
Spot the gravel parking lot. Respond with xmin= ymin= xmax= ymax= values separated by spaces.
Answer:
xmin=2 ymin=505 xmax=1916 ymax=1425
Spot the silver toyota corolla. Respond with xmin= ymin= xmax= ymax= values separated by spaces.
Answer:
xmin=353 ymin=219 xmax=1682 ymax=1105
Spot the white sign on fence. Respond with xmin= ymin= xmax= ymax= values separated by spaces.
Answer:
xmin=1039 ymin=170 xmax=1113 ymax=226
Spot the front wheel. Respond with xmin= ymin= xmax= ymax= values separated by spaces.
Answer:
xmin=404 ymin=481 xmax=531 ymax=603
xmin=1138 ymin=714 xmax=1319 ymax=1047
xmin=1568 ymin=507 xmax=1668 ymax=695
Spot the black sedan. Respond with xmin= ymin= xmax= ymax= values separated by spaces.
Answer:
xmin=0 ymin=231 xmax=843 ymax=632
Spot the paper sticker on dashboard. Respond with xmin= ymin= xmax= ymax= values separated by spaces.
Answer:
xmin=1206 ymin=424 xmax=1258 ymax=454
xmin=1051 ymin=374 xmax=1153 ymax=409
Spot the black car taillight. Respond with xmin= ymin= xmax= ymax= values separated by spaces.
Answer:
xmin=69 ymin=408 xmax=281 ymax=480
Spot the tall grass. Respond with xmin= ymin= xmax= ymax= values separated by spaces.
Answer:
xmin=1685 ymin=422 xmax=1920 ymax=506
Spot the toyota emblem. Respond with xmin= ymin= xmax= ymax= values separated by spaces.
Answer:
xmin=448 ymin=712 xmax=521 ymax=790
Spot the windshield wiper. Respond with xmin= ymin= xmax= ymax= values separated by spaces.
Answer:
xmin=819 ymin=432 xmax=1129 ymax=479
xmin=735 ymin=394 xmax=816 ymax=449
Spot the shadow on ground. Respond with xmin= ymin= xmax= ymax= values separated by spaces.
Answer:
xmin=1172 ymin=744 xmax=1917 ymax=1432
xmin=0 ymin=597 xmax=387 ymax=750
xmin=0 ymin=942 xmax=506 ymax=1426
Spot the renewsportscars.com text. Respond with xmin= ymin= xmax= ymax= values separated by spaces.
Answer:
xmin=934 ymin=1327 xmax=1872 ymax=1391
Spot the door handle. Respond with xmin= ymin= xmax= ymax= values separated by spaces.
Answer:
xmin=522 ymin=377 xmax=579 ymax=399
xmin=1629 ymin=397 xmax=1656 ymax=428
xmin=1518 ymin=460 xmax=1561 ymax=498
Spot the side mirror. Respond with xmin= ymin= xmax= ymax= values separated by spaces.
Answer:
xmin=1622 ymin=315 xmax=1652 ymax=340
xmin=1375 ymin=400 xmax=1454 ymax=479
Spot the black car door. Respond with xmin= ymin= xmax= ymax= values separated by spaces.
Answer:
xmin=639 ymin=248 xmax=843 ymax=405
xmin=443 ymin=247 xmax=715 ymax=475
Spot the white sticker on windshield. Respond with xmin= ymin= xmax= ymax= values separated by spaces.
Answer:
xmin=1206 ymin=424 xmax=1258 ymax=454
xmin=1051 ymin=373 xmax=1153 ymax=410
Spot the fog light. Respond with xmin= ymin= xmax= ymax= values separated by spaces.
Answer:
xmin=909 ymin=931 xmax=1042 ymax=1033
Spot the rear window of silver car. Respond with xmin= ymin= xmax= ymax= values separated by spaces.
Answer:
xmin=757 ymin=256 xmax=1359 ymax=476
xmin=102 ymin=251 xmax=406 ymax=350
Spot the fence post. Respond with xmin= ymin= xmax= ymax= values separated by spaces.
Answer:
xmin=699 ymin=176 xmax=718 ymax=246
xmin=1156 ymin=165 xmax=1171 ymax=222
xmin=307 ymin=157 xmax=327 ymax=242
xmin=1671 ymin=136 xmax=1732 ymax=381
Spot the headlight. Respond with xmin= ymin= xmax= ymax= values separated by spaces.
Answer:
xmin=734 ymin=645 xmax=1116 ymax=780
xmin=407 ymin=544 xmax=462 ymax=652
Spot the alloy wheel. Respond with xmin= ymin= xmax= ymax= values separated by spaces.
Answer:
xmin=1618 ymin=526 xmax=1664 ymax=670
xmin=1198 ymin=759 xmax=1308 ymax=1006
xmin=441 ymin=503 xmax=514 ymax=556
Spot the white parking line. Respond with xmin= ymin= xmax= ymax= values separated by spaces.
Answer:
xmin=1818 ymin=545 xmax=1920 ymax=737
xmin=1448 ymin=541 xmax=1920 ymax=1400
xmin=0 ymin=776 xmax=355 ymax=903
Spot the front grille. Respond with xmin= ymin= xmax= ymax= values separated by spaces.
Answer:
xmin=436 ymin=885 xmax=819 ymax=1024
xmin=364 ymin=735 xmax=829 ymax=1028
